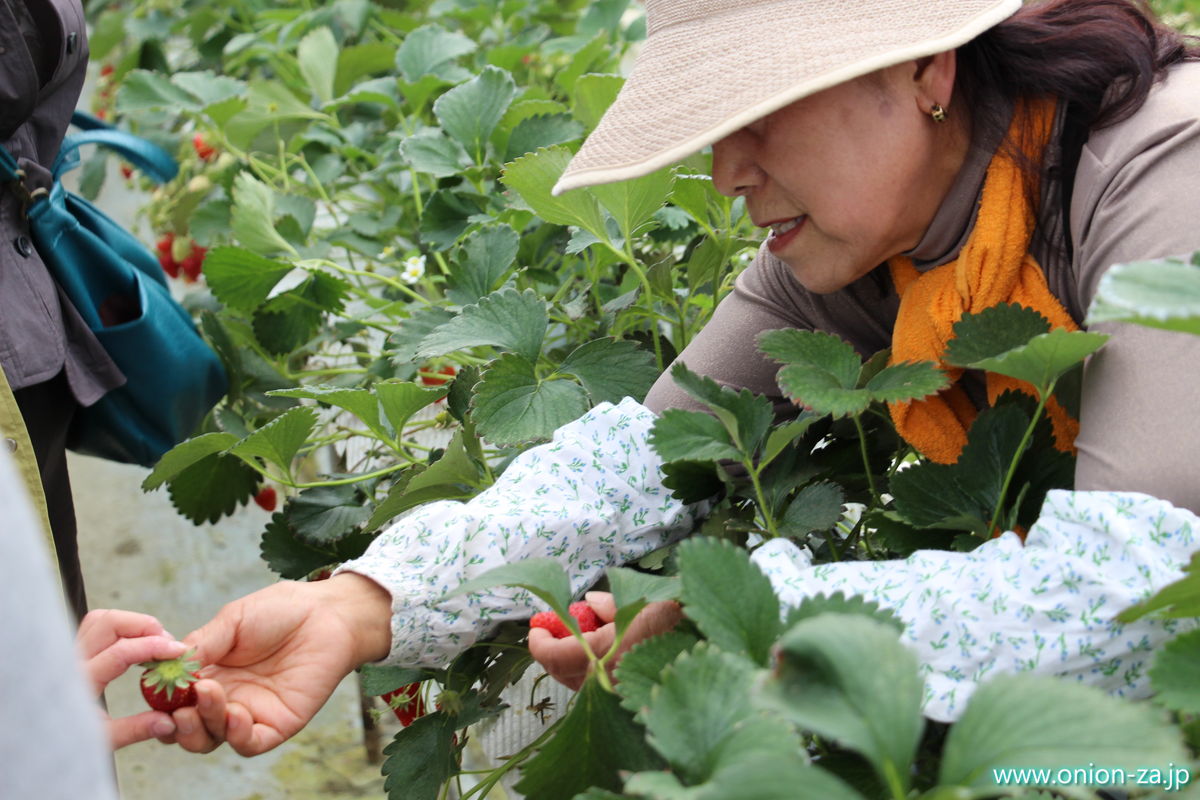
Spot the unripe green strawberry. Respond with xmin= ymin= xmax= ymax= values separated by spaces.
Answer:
xmin=140 ymin=650 xmax=201 ymax=713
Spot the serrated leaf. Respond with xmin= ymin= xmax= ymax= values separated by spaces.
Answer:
xmin=259 ymin=513 xmax=340 ymax=579
xmin=945 ymin=303 xmax=1050 ymax=366
xmin=167 ymin=452 xmax=260 ymax=525
xmin=1119 ymin=552 xmax=1200 ymax=622
xmin=418 ymin=288 xmax=547 ymax=362
xmin=504 ymin=113 xmax=584 ymax=163
xmin=405 ymin=431 xmax=481 ymax=494
xmin=1150 ymin=629 xmax=1200 ymax=713
xmin=557 ymin=338 xmax=659 ymax=404
xmin=761 ymin=413 xmax=821 ymax=468
xmin=660 ymin=459 xmax=725 ymax=504
xmin=759 ymin=329 xmax=868 ymax=417
xmin=395 ymin=24 xmax=476 ymax=83
xmin=334 ymin=43 xmax=397 ymax=96
xmin=388 ymin=306 xmax=455 ymax=365
xmin=142 ymin=432 xmax=239 ymax=491
xmin=614 ymin=631 xmax=698 ymax=715
xmin=442 ymin=557 xmax=572 ymax=620
xmin=252 ymin=271 xmax=351 ymax=355
xmin=608 ymin=567 xmax=680 ymax=609
xmin=938 ymin=674 xmax=1188 ymax=789
xmin=572 ymin=73 xmax=624 ymax=129
xmin=284 ymin=485 xmax=372 ymax=545
xmin=434 ymin=66 xmax=516 ymax=160
xmin=297 ymin=27 xmax=338 ymax=103
xmin=419 ymin=189 xmax=476 ymax=251
xmin=502 ymin=146 xmax=607 ymax=239
xmin=760 ymin=614 xmax=924 ymax=793
xmin=666 ymin=362 xmax=773 ymax=453
xmin=649 ymin=409 xmax=741 ymax=463
xmin=515 ymin=678 xmax=662 ymax=800
xmin=203 ymin=247 xmax=293 ymax=313
xmin=360 ymin=664 xmax=427 ymax=697
xmin=229 ymin=407 xmax=319 ymax=477
xmin=779 ymin=481 xmax=845 ymax=537
xmin=374 ymin=380 xmax=449 ymax=434
xmin=678 ymin=538 xmax=781 ymax=666
xmin=452 ymin=225 xmax=520 ymax=303
xmin=590 ymin=167 xmax=675 ymax=243
xmin=471 ymin=353 xmax=590 ymax=445
xmin=400 ymin=130 xmax=471 ymax=178
xmin=267 ymin=385 xmax=386 ymax=440
xmin=1087 ymin=256 xmax=1200 ymax=335
xmin=864 ymin=361 xmax=948 ymax=404
xmin=231 ymin=172 xmax=299 ymax=257
xmin=382 ymin=694 xmax=499 ymax=800
xmin=784 ymin=593 xmax=904 ymax=633
xmin=366 ymin=469 xmax=474 ymax=532
xmin=115 ymin=69 xmax=202 ymax=112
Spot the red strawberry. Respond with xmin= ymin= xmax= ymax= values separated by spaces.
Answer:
xmin=139 ymin=650 xmax=201 ymax=713
xmin=100 ymin=63 xmax=115 ymax=77
xmin=382 ymin=682 xmax=426 ymax=727
xmin=96 ymin=108 xmax=108 ymax=121
xmin=120 ymin=164 xmax=134 ymax=180
xmin=155 ymin=233 xmax=175 ymax=256
xmin=158 ymin=252 xmax=180 ymax=279
xmin=419 ymin=364 xmax=456 ymax=387
xmin=253 ymin=485 xmax=277 ymax=512
xmin=192 ymin=133 xmax=217 ymax=161
xmin=529 ymin=602 xmax=600 ymax=639
xmin=179 ymin=245 xmax=207 ymax=283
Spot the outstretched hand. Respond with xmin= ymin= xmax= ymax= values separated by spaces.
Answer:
xmin=171 ymin=573 xmax=393 ymax=756
xmin=528 ymin=592 xmax=682 ymax=691
xmin=77 ymin=609 xmax=189 ymax=749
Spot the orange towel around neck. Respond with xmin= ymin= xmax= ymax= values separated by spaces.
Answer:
xmin=887 ymin=98 xmax=1079 ymax=464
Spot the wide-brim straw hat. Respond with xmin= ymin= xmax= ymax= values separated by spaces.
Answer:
xmin=553 ymin=0 xmax=1021 ymax=195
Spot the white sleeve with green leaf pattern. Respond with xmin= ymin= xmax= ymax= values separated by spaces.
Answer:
xmin=334 ymin=397 xmax=703 ymax=668
xmin=752 ymin=491 xmax=1199 ymax=722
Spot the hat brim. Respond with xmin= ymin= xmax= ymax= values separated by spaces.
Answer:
xmin=553 ymin=0 xmax=1020 ymax=195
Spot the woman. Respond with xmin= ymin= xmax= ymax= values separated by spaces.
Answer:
xmin=166 ymin=0 xmax=1200 ymax=755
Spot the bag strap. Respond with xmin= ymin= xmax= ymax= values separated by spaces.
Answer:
xmin=0 ymin=144 xmax=21 ymax=183
xmin=53 ymin=114 xmax=178 ymax=184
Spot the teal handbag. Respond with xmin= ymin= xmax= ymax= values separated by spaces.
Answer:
xmin=0 ymin=113 xmax=228 ymax=467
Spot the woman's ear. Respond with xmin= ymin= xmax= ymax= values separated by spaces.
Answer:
xmin=910 ymin=50 xmax=958 ymax=114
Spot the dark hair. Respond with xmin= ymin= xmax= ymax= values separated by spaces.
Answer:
xmin=953 ymin=0 xmax=1198 ymax=240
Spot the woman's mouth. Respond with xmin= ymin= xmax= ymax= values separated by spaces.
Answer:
xmin=766 ymin=215 xmax=806 ymax=254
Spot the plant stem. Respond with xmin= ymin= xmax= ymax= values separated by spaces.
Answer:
xmin=986 ymin=381 xmax=1053 ymax=537
xmin=852 ymin=413 xmax=881 ymax=505
xmin=745 ymin=460 xmax=781 ymax=538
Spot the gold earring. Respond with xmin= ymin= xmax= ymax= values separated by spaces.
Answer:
xmin=930 ymin=103 xmax=948 ymax=123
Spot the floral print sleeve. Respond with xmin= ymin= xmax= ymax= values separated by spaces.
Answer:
xmin=752 ymin=490 xmax=1199 ymax=722
xmin=334 ymin=398 xmax=702 ymax=668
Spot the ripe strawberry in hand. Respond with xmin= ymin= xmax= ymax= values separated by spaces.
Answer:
xmin=382 ymin=682 xmax=426 ymax=727
xmin=253 ymin=485 xmax=277 ymax=512
xmin=529 ymin=602 xmax=600 ymax=639
xmin=140 ymin=650 xmax=201 ymax=713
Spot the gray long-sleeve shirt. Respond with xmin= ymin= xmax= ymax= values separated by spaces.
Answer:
xmin=647 ymin=61 xmax=1200 ymax=515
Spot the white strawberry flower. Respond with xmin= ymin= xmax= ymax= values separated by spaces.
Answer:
xmin=401 ymin=254 xmax=426 ymax=284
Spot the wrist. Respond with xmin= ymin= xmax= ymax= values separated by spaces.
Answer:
xmin=321 ymin=572 xmax=393 ymax=665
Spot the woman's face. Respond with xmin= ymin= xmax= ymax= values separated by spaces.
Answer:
xmin=711 ymin=61 xmax=968 ymax=294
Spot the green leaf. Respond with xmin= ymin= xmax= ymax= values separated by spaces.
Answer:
xmin=388 ymin=306 xmax=455 ymax=365
xmin=382 ymin=696 xmax=498 ymax=800
xmin=395 ymin=24 xmax=476 ymax=83
xmin=229 ymin=407 xmax=319 ymax=477
xmin=639 ymin=643 xmax=762 ymax=783
xmin=199 ymin=247 xmax=293 ymax=313
xmin=572 ymin=73 xmax=624 ymax=129
xmin=608 ymin=567 xmax=681 ymax=609
xmin=625 ymin=753 xmax=866 ymax=800
xmin=115 ymin=69 xmax=202 ymax=112
xmin=938 ymin=674 xmax=1188 ymax=789
xmin=374 ymin=380 xmax=449 ymax=435
xmin=1086 ymin=255 xmax=1200 ymax=335
xmin=660 ymin=460 xmax=724 ymax=504
xmin=649 ymin=409 xmax=742 ymax=463
xmin=267 ymin=385 xmax=387 ymax=440
xmin=760 ymin=614 xmax=924 ymax=793
xmin=417 ymin=288 xmax=547 ymax=362
xmin=761 ymin=413 xmax=821 ymax=468
xmin=334 ymin=42 xmax=396 ymax=96
xmin=557 ymin=338 xmax=659 ymax=404
xmin=400 ymin=130 xmax=472 ymax=178
xmin=501 ymin=146 xmax=607 ymax=239
xmin=231 ymin=172 xmax=299 ymax=257
xmin=1150 ymin=629 xmax=1200 ymax=714
xmin=504 ymin=113 xmax=584 ymax=163
xmin=404 ymin=431 xmax=482 ymax=494
xmin=366 ymin=469 xmax=473 ymax=532
xmin=678 ymin=538 xmax=781 ymax=666
xmin=452 ymin=225 xmax=520 ymax=303
xmin=443 ymin=557 xmax=573 ymax=621
xmin=471 ymin=353 xmax=590 ymax=445
xmin=783 ymin=593 xmax=904 ymax=634
xmin=259 ymin=513 xmax=340 ymax=580
xmin=359 ymin=664 xmax=427 ymax=697
xmin=960 ymin=330 xmax=1109 ymax=397
xmin=666 ymin=362 xmax=773 ymax=454
xmin=419 ymin=189 xmax=476 ymax=251
xmin=759 ymin=329 xmax=867 ymax=418
xmin=614 ymin=631 xmax=699 ymax=714
xmin=142 ymin=432 xmax=239 ymax=491
xmin=1119 ymin=552 xmax=1200 ymax=622
xmin=779 ymin=481 xmax=845 ymax=537
xmin=167 ymin=452 xmax=260 ymax=525
xmin=434 ymin=66 xmax=516 ymax=160
xmin=590 ymin=167 xmax=675 ymax=243
xmin=170 ymin=71 xmax=246 ymax=108
xmin=253 ymin=271 xmax=351 ymax=355
xmin=284 ymin=485 xmax=372 ymax=545
xmin=863 ymin=361 xmax=948 ymax=404
xmin=297 ymin=27 xmax=338 ymax=103
xmin=515 ymin=678 xmax=663 ymax=800
xmin=944 ymin=303 xmax=1050 ymax=365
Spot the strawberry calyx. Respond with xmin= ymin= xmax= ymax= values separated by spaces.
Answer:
xmin=139 ymin=649 xmax=201 ymax=708
xmin=382 ymin=682 xmax=427 ymax=727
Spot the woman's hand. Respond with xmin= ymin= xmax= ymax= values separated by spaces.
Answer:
xmin=77 ymin=609 xmax=189 ymax=749
xmin=528 ymin=592 xmax=683 ymax=691
xmin=171 ymin=573 xmax=393 ymax=756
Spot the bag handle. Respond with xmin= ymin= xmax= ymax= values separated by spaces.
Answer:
xmin=53 ymin=113 xmax=178 ymax=184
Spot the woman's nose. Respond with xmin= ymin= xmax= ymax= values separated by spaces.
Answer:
xmin=711 ymin=130 xmax=764 ymax=197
